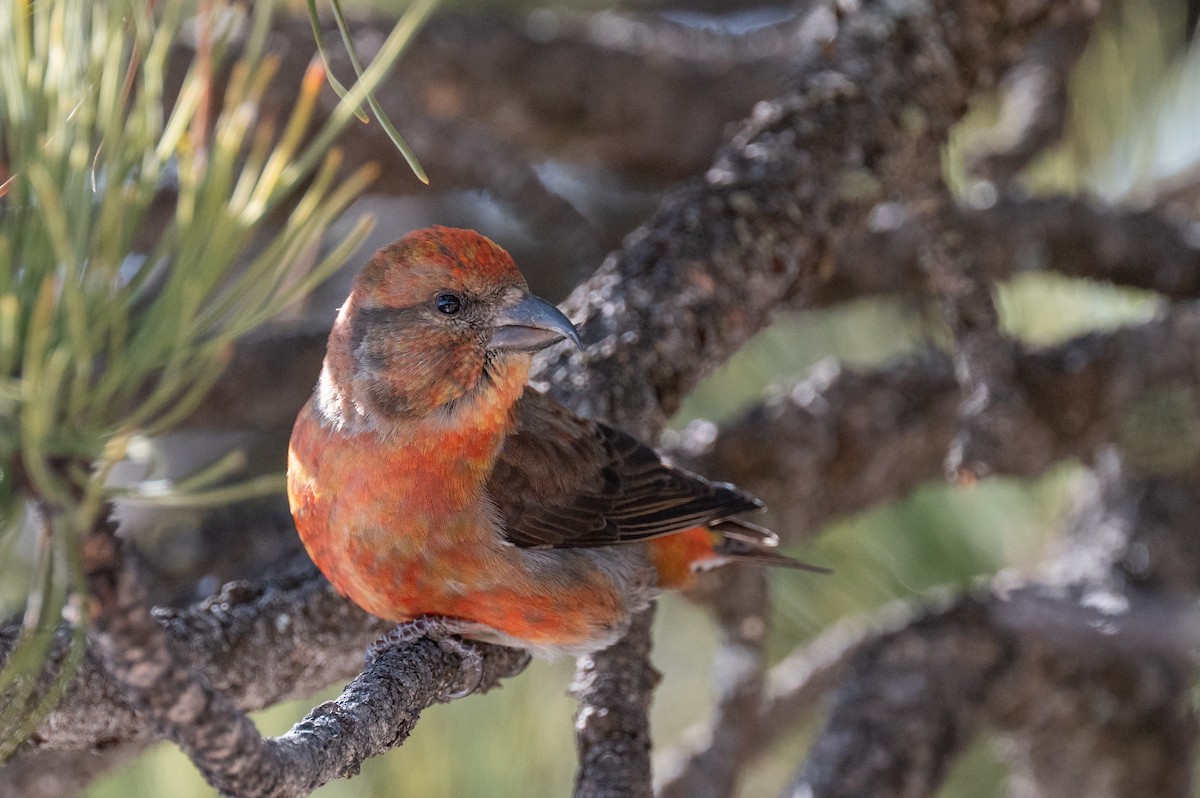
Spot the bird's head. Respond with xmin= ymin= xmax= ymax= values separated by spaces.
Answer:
xmin=320 ymin=226 xmax=580 ymax=425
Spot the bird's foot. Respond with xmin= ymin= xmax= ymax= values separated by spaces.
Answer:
xmin=366 ymin=615 xmax=491 ymax=701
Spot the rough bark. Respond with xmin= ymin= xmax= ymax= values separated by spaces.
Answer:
xmin=571 ymin=607 xmax=660 ymax=798
xmin=76 ymin=524 xmax=530 ymax=798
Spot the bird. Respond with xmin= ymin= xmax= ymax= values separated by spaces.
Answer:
xmin=287 ymin=226 xmax=822 ymax=693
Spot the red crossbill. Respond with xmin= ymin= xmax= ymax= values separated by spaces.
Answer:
xmin=287 ymin=227 xmax=819 ymax=683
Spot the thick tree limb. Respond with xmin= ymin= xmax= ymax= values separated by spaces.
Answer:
xmin=4 ymin=567 xmax=515 ymax=747
xmin=83 ymin=523 xmax=274 ymax=794
xmin=19 ymin=574 xmax=375 ymax=752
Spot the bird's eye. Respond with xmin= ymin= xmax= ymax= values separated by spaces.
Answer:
xmin=435 ymin=293 xmax=462 ymax=315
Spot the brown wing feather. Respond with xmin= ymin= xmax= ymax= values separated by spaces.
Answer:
xmin=489 ymin=390 xmax=762 ymax=549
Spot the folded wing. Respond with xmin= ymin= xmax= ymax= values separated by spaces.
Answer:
xmin=488 ymin=390 xmax=764 ymax=549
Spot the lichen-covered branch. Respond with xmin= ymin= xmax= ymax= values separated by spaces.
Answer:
xmin=82 ymin=523 xmax=274 ymax=794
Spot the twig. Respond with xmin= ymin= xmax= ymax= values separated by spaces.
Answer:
xmin=928 ymin=220 xmax=1053 ymax=482
xmin=654 ymin=601 xmax=908 ymax=797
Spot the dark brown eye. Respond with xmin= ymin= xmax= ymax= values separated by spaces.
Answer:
xmin=435 ymin=293 xmax=462 ymax=315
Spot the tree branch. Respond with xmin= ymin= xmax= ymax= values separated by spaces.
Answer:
xmin=788 ymin=585 xmax=1197 ymax=797
xmin=790 ymin=596 xmax=1013 ymax=797
xmin=76 ymin=522 xmax=530 ymax=797
xmin=966 ymin=21 xmax=1094 ymax=185
xmin=570 ymin=606 xmax=660 ymax=798
xmin=815 ymin=196 xmax=1200 ymax=309
xmin=681 ymin=301 xmax=1200 ymax=543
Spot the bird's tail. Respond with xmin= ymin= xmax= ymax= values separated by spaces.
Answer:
xmin=711 ymin=518 xmax=832 ymax=574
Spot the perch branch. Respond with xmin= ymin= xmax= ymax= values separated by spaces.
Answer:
xmin=80 ymin=522 xmax=529 ymax=798
xmin=570 ymin=606 xmax=660 ymax=798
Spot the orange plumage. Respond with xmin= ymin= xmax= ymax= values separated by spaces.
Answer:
xmin=287 ymin=226 xmax=816 ymax=658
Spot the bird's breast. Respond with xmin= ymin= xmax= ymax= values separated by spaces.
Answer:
xmin=287 ymin=394 xmax=514 ymax=619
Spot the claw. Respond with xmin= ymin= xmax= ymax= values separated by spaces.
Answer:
xmin=365 ymin=615 xmax=491 ymax=701
xmin=513 ymin=648 xmax=533 ymax=676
